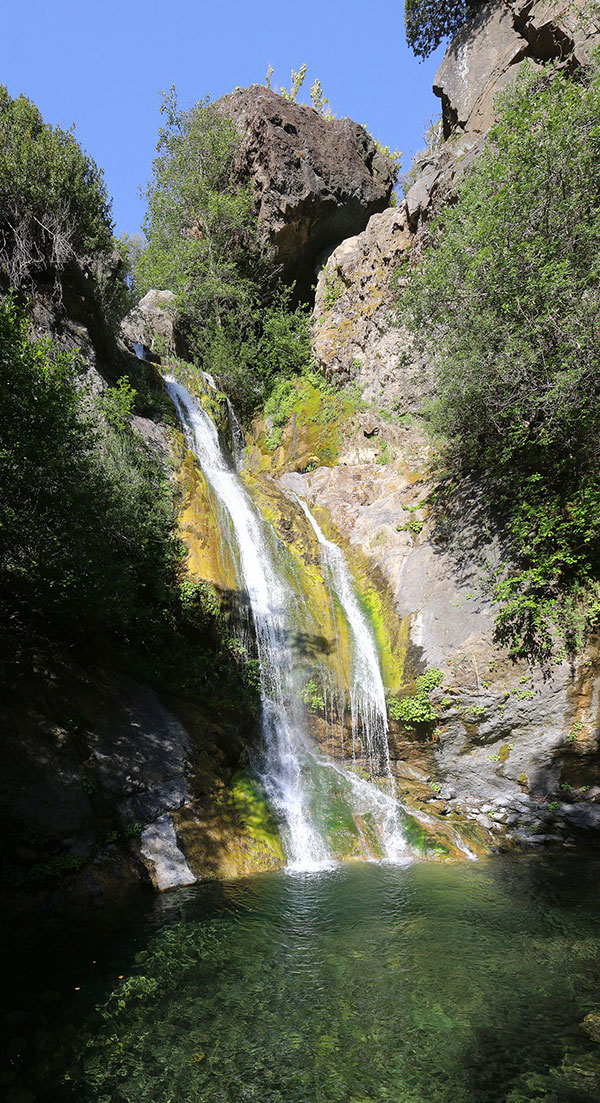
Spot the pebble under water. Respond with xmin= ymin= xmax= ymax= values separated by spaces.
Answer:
xmin=4 ymin=851 xmax=600 ymax=1102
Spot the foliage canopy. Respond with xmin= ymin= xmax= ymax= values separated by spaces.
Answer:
xmin=404 ymin=0 xmax=475 ymax=58
xmin=401 ymin=61 xmax=600 ymax=659
xmin=0 ymin=85 xmax=113 ymax=285
xmin=0 ymin=296 xmax=258 ymax=707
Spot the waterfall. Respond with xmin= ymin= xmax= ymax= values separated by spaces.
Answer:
xmin=295 ymin=496 xmax=406 ymax=861
xmin=226 ymin=398 xmax=245 ymax=470
xmin=294 ymin=496 xmax=391 ymax=778
xmin=166 ymin=376 xmax=408 ymax=866
xmin=165 ymin=377 xmax=330 ymax=869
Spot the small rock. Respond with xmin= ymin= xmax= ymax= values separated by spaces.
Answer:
xmin=581 ymin=1012 xmax=600 ymax=1043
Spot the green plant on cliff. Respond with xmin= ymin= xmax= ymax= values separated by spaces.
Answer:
xmin=401 ymin=60 xmax=600 ymax=661
xmin=280 ymin=63 xmax=307 ymax=102
xmin=387 ymin=669 xmax=443 ymax=726
xmin=137 ymin=87 xmax=314 ymax=419
xmin=0 ymin=84 xmax=113 ymax=285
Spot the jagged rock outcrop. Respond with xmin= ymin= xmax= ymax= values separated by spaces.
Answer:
xmin=26 ymin=253 xmax=129 ymax=388
xmin=417 ymin=0 xmax=600 ymax=219
xmin=218 ymin=85 xmax=396 ymax=290
xmin=434 ymin=0 xmax=600 ymax=138
xmin=313 ymin=0 xmax=600 ymax=398
xmin=312 ymin=205 xmax=432 ymax=406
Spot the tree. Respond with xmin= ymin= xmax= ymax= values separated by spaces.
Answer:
xmin=137 ymin=87 xmax=263 ymax=332
xmin=404 ymin=0 xmax=478 ymax=59
xmin=0 ymin=85 xmax=113 ymax=285
xmin=401 ymin=61 xmax=600 ymax=658
xmin=137 ymin=87 xmax=313 ymax=418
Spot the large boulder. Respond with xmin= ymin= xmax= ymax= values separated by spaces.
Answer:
xmin=218 ymin=85 xmax=396 ymax=291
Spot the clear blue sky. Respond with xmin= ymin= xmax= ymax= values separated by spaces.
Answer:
xmin=1 ymin=0 xmax=446 ymax=236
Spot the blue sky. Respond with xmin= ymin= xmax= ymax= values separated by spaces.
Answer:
xmin=2 ymin=0 xmax=446 ymax=236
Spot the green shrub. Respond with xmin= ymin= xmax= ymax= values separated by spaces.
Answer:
xmin=303 ymin=677 xmax=326 ymax=712
xmin=387 ymin=668 xmax=443 ymax=726
xmin=401 ymin=61 xmax=600 ymax=661
xmin=0 ymin=297 xmax=259 ymax=712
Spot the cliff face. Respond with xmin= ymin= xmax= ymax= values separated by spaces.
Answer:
xmin=261 ymin=0 xmax=600 ymax=844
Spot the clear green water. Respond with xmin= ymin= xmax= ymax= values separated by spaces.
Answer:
xmin=4 ymin=852 xmax=600 ymax=1102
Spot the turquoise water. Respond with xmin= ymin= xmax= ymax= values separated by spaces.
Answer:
xmin=4 ymin=852 xmax=600 ymax=1102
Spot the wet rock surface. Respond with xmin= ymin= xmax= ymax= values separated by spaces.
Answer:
xmin=120 ymin=288 xmax=177 ymax=358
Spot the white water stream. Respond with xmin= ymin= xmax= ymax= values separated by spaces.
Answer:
xmin=294 ymin=496 xmax=406 ymax=859
xmin=294 ymin=497 xmax=391 ymax=776
xmin=166 ymin=377 xmax=408 ymax=866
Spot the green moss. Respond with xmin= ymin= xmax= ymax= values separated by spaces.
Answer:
xmin=254 ymin=375 xmax=362 ymax=472
xmin=222 ymin=770 xmax=285 ymax=863
xmin=304 ymin=760 xmax=384 ymax=859
xmin=400 ymin=811 xmax=451 ymax=859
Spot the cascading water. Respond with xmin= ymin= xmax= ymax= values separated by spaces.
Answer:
xmin=294 ymin=496 xmax=391 ymax=777
xmin=295 ymin=496 xmax=406 ymax=861
xmin=165 ymin=376 xmax=330 ymax=869
xmin=166 ymin=375 xmax=408 ymax=866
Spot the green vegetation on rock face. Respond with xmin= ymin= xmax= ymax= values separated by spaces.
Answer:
xmin=136 ymin=88 xmax=314 ymax=419
xmin=402 ymin=61 xmax=600 ymax=662
xmin=388 ymin=668 xmax=443 ymax=726
xmin=0 ymin=297 xmax=258 ymax=712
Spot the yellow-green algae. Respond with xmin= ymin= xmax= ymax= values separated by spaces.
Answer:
xmin=246 ymin=376 xmax=363 ymax=476
xmin=167 ymin=367 xmax=238 ymax=594
xmin=239 ymin=469 xmax=355 ymax=692
xmin=294 ymin=497 xmax=411 ymax=696
xmin=174 ymin=770 xmax=285 ymax=880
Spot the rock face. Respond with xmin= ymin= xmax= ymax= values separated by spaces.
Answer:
xmin=289 ymin=0 xmax=600 ymax=841
xmin=120 ymin=288 xmax=177 ymax=359
xmin=312 ymin=205 xmax=431 ymax=406
xmin=313 ymin=0 xmax=600 ymax=398
xmin=434 ymin=0 xmax=600 ymax=140
xmin=0 ymin=652 xmax=283 ymax=923
xmin=219 ymin=85 xmax=396 ymax=289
